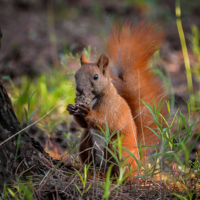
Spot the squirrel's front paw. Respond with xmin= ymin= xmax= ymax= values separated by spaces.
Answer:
xmin=75 ymin=103 xmax=91 ymax=116
xmin=67 ymin=104 xmax=77 ymax=115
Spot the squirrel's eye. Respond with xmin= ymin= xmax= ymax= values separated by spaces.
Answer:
xmin=94 ymin=74 xmax=98 ymax=80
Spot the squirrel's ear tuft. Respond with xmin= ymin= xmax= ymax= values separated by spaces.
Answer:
xmin=97 ymin=54 xmax=109 ymax=75
xmin=80 ymin=51 xmax=89 ymax=65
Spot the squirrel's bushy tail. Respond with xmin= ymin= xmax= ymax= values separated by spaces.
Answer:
xmin=106 ymin=21 xmax=168 ymax=152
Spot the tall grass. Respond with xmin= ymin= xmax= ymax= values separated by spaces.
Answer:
xmin=176 ymin=0 xmax=195 ymax=110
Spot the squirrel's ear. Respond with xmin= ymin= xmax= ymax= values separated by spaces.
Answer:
xmin=80 ymin=51 xmax=89 ymax=65
xmin=97 ymin=54 xmax=109 ymax=75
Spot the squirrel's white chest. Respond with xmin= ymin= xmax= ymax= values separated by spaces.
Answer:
xmin=90 ymin=128 xmax=106 ymax=166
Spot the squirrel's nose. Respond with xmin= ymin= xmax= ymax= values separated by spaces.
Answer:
xmin=76 ymin=87 xmax=83 ymax=95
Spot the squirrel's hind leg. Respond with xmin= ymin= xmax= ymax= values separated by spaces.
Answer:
xmin=79 ymin=129 xmax=93 ymax=164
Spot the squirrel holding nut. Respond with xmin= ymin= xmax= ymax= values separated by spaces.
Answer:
xmin=67 ymin=22 xmax=168 ymax=176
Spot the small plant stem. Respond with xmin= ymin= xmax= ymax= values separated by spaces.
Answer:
xmin=175 ymin=0 xmax=195 ymax=110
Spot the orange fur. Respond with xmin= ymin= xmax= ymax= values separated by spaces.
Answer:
xmin=106 ymin=21 xmax=168 ymax=150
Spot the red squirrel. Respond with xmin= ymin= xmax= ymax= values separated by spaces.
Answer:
xmin=67 ymin=22 xmax=168 ymax=176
